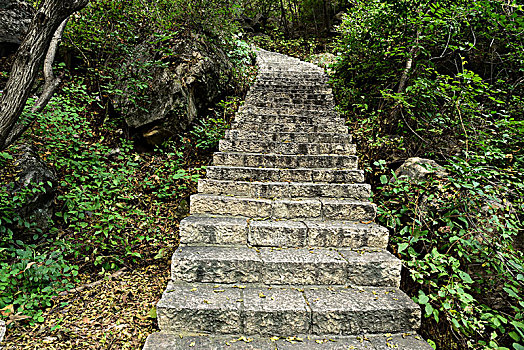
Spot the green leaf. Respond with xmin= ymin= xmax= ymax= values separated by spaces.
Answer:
xmin=398 ymin=242 xmax=409 ymax=254
xmin=380 ymin=175 xmax=388 ymax=184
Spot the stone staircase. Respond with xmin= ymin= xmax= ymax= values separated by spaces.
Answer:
xmin=143 ymin=49 xmax=432 ymax=349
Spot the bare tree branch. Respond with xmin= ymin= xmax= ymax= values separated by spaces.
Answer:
xmin=32 ymin=17 xmax=69 ymax=114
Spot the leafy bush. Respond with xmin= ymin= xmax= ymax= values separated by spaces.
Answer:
xmin=332 ymin=0 xmax=524 ymax=349
xmin=375 ymin=158 xmax=523 ymax=349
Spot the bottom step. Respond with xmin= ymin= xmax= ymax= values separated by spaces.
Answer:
xmin=156 ymin=282 xmax=420 ymax=337
xmin=143 ymin=332 xmax=432 ymax=349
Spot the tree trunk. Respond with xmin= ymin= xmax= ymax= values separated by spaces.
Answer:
xmin=0 ymin=0 xmax=89 ymax=151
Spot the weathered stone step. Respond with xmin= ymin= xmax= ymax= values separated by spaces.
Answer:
xmin=248 ymin=93 xmax=332 ymax=101
xmin=256 ymin=76 xmax=328 ymax=84
xmin=251 ymin=101 xmax=335 ymax=110
xmin=233 ymin=113 xmax=343 ymax=126
xmin=239 ymin=105 xmax=339 ymax=117
xmin=143 ymin=332 xmax=433 ymax=350
xmin=180 ymin=215 xmax=389 ymax=248
xmin=231 ymin=122 xmax=346 ymax=133
xmin=205 ymin=166 xmax=364 ymax=183
xmin=219 ymin=140 xmax=356 ymax=155
xmin=198 ymin=179 xmax=370 ymax=200
xmin=225 ymin=130 xmax=352 ymax=143
xmin=246 ymin=95 xmax=334 ymax=105
xmin=190 ymin=194 xmax=376 ymax=221
xmin=213 ymin=152 xmax=358 ymax=169
xmin=171 ymin=245 xmax=400 ymax=287
xmin=254 ymin=80 xmax=329 ymax=88
xmin=156 ymin=282 xmax=420 ymax=336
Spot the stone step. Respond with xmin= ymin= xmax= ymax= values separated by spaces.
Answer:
xmin=213 ymin=152 xmax=358 ymax=169
xmin=251 ymin=101 xmax=335 ymax=110
xmin=246 ymin=96 xmax=334 ymax=106
xmin=219 ymin=140 xmax=356 ymax=155
xmin=143 ymin=332 xmax=433 ymax=350
xmin=238 ymin=105 xmax=339 ymax=117
xmin=232 ymin=122 xmax=346 ymax=134
xmin=247 ymin=90 xmax=332 ymax=99
xmin=254 ymin=80 xmax=329 ymax=89
xmin=205 ymin=166 xmax=365 ymax=183
xmin=189 ymin=194 xmax=377 ymax=221
xmin=156 ymin=282 xmax=420 ymax=336
xmin=180 ymin=215 xmax=389 ymax=248
xmin=198 ymin=179 xmax=370 ymax=200
xmin=171 ymin=246 xmax=401 ymax=287
xmin=256 ymin=76 xmax=328 ymax=84
xmin=233 ymin=113 xmax=344 ymax=126
xmin=225 ymin=130 xmax=352 ymax=143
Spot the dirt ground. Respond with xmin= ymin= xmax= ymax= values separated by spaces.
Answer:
xmin=3 ymin=262 xmax=170 ymax=349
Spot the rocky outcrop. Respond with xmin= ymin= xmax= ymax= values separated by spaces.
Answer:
xmin=113 ymin=34 xmax=235 ymax=145
xmin=0 ymin=0 xmax=35 ymax=56
xmin=395 ymin=157 xmax=448 ymax=180
xmin=12 ymin=145 xmax=57 ymax=233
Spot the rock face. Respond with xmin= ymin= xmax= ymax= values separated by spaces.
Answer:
xmin=12 ymin=145 xmax=57 ymax=233
xmin=0 ymin=0 xmax=35 ymax=56
xmin=143 ymin=49 xmax=432 ymax=349
xmin=113 ymin=34 xmax=234 ymax=145
xmin=395 ymin=157 xmax=448 ymax=180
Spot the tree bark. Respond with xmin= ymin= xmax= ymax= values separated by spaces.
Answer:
xmin=0 ymin=0 xmax=89 ymax=151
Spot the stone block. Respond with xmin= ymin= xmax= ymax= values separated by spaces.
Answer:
xmin=259 ymin=247 xmax=347 ymax=285
xmin=338 ymin=249 xmax=402 ymax=287
xmin=248 ymin=220 xmax=307 ymax=247
xmin=157 ymin=282 xmax=242 ymax=334
xmin=171 ymin=246 xmax=262 ymax=283
xmin=179 ymin=215 xmax=248 ymax=245
xmin=243 ymin=287 xmax=310 ymax=336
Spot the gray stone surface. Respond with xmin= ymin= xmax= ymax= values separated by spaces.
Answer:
xmin=243 ymin=287 xmax=309 ymax=335
xmin=394 ymin=157 xmax=448 ymax=181
xmin=0 ymin=0 xmax=34 ymax=54
xmin=276 ymin=337 xmax=374 ymax=349
xmin=157 ymin=282 xmax=242 ymax=334
xmin=339 ymin=249 xmax=401 ymax=287
xmin=143 ymin=333 xmax=431 ymax=350
xmin=248 ymin=220 xmax=307 ymax=247
xmin=171 ymin=246 xmax=262 ymax=283
xmin=219 ymin=139 xmax=355 ymax=155
xmin=114 ymin=34 xmax=234 ymax=145
xmin=368 ymin=333 xmax=434 ymax=350
xmin=144 ymin=333 xmax=277 ymax=350
xmin=306 ymin=221 xmax=389 ymax=248
xmin=180 ymin=215 xmax=248 ymax=245
xmin=225 ymin=130 xmax=351 ymax=144
xmin=213 ymin=152 xmax=359 ymax=169
xmin=190 ymin=194 xmax=273 ymax=218
xmin=321 ymin=199 xmax=376 ymax=221
xmin=306 ymin=287 xmax=421 ymax=335
xmin=259 ymin=248 xmax=346 ymax=285
xmin=206 ymin=166 xmax=365 ymax=184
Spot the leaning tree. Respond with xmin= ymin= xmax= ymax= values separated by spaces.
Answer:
xmin=0 ymin=0 xmax=89 ymax=151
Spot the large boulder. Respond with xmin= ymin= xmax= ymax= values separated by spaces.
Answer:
xmin=395 ymin=157 xmax=448 ymax=181
xmin=0 ymin=0 xmax=35 ymax=56
xmin=11 ymin=145 xmax=57 ymax=233
xmin=113 ymin=34 xmax=234 ymax=145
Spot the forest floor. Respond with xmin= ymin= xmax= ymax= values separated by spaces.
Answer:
xmin=4 ymin=258 xmax=171 ymax=349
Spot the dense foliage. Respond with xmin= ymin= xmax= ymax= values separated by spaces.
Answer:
xmin=0 ymin=0 xmax=255 ymax=329
xmin=332 ymin=1 xmax=524 ymax=349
